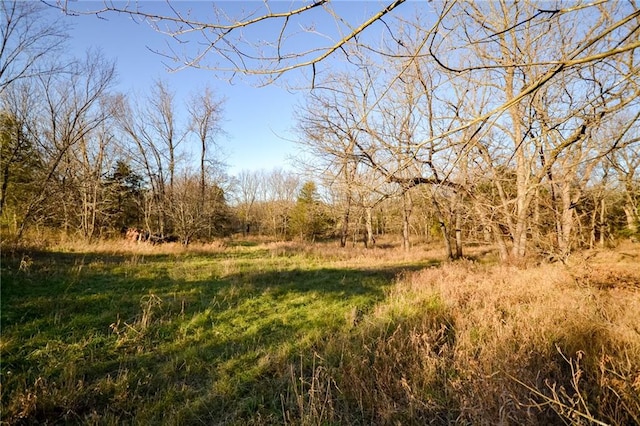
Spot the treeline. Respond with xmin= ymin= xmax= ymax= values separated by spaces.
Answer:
xmin=1 ymin=1 xmax=639 ymax=260
xmin=232 ymin=168 xmax=638 ymax=256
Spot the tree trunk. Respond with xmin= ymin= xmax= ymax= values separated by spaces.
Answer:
xmin=364 ymin=206 xmax=375 ymax=248
xmin=589 ymin=197 xmax=598 ymax=249
xmin=402 ymin=190 xmax=412 ymax=251
xmin=493 ymin=224 xmax=509 ymax=262
xmin=0 ymin=147 xmax=14 ymax=217
xmin=504 ymin=50 xmax=529 ymax=260
xmin=340 ymin=193 xmax=351 ymax=248
xmin=432 ymin=196 xmax=453 ymax=260
xmin=600 ymin=198 xmax=606 ymax=247
xmin=455 ymin=209 xmax=463 ymax=259
xmin=200 ymin=138 xmax=206 ymax=205
xmin=558 ymin=180 xmax=579 ymax=256
xmin=623 ymin=203 xmax=638 ymax=234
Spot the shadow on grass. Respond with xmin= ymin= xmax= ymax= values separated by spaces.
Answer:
xmin=0 ymin=248 xmax=438 ymax=424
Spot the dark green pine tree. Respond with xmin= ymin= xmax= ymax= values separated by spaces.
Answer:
xmin=0 ymin=112 xmax=43 ymax=227
xmin=103 ymin=160 xmax=144 ymax=232
xmin=289 ymin=181 xmax=333 ymax=241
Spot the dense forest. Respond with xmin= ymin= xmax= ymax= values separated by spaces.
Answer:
xmin=1 ymin=1 xmax=638 ymax=261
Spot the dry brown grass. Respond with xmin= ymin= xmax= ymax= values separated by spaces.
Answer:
xmin=285 ymin=242 xmax=640 ymax=425
xmin=262 ymin=237 xmax=495 ymax=270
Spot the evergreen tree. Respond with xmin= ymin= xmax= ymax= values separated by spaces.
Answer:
xmin=103 ymin=160 xmax=144 ymax=232
xmin=0 ymin=111 xmax=42 ymax=231
xmin=289 ymin=181 xmax=333 ymax=241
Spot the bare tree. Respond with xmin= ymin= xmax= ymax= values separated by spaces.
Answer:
xmin=296 ymin=44 xmax=469 ymax=256
xmin=116 ymin=79 xmax=190 ymax=237
xmin=186 ymin=86 xmax=224 ymax=201
xmin=436 ymin=3 xmax=638 ymax=258
xmin=232 ymin=169 xmax=263 ymax=236
xmin=0 ymin=0 xmax=69 ymax=222
xmin=255 ymin=168 xmax=300 ymax=238
xmin=293 ymin=1 xmax=638 ymax=260
xmin=0 ymin=0 xmax=67 ymax=93
xmin=14 ymin=51 xmax=116 ymax=237
xmin=296 ymin=79 xmax=366 ymax=247
xmin=148 ymin=80 xmax=185 ymax=195
xmin=169 ymin=171 xmax=228 ymax=245
xmin=608 ymin=116 xmax=640 ymax=236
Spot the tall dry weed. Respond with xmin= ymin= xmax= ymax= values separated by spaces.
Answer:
xmin=110 ymin=293 xmax=164 ymax=353
xmin=287 ymin=248 xmax=640 ymax=425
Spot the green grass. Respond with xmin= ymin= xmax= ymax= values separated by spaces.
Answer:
xmin=1 ymin=244 xmax=426 ymax=424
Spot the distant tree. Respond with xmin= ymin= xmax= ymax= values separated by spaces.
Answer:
xmin=232 ymin=169 xmax=262 ymax=236
xmin=295 ymin=82 xmax=363 ymax=248
xmin=289 ymin=181 xmax=333 ymax=241
xmin=12 ymin=51 xmax=116 ymax=238
xmin=115 ymin=80 xmax=190 ymax=237
xmin=206 ymin=184 xmax=233 ymax=238
xmin=608 ymin=121 xmax=640 ymax=238
xmin=186 ymin=86 xmax=225 ymax=204
xmin=167 ymin=172 xmax=231 ymax=246
xmin=103 ymin=160 xmax=144 ymax=232
xmin=148 ymin=80 xmax=185 ymax=195
xmin=0 ymin=110 xmax=41 ymax=231
xmin=253 ymin=169 xmax=300 ymax=238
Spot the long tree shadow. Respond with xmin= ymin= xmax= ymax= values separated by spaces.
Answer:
xmin=1 ymin=248 xmax=439 ymax=424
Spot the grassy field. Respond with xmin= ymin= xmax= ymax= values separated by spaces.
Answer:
xmin=1 ymin=239 xmax=639 ymax=425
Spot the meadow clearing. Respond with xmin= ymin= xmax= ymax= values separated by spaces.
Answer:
xmin=1 ymin=239 xmax=639 ymax=425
